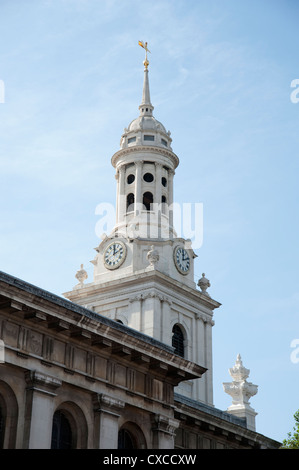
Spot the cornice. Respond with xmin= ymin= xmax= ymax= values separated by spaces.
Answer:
xmin=66 ymin=269 xmax=221 ymax=312
xmin=111 ymin=145 xmax=179 ymax=169
xmin=0 ymin=270 xmax=207 ymax=383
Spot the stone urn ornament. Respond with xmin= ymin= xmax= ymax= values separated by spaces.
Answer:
xmin=146 ymin=245 xmax=159 ymax=267
xmin=75 ymin=264 xmax=88 ymax=287
xmin=197 ymin=273 xmax=210 ymax=296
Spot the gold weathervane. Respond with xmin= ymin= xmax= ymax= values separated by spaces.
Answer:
xmin=138 ymin=41 xmax=150 ymax=69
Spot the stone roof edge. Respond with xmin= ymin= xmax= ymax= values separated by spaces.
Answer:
xmin=174 ymin=393 xmax=281 ymax=447
xmin=174 ymin=393 xmax=247 ymax=428
xmin=0 ymin=270 xmax=174 ymax=354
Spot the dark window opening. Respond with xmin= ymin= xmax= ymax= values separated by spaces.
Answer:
xmin=172 ymin=324 xmax=185 ymax=358
xmin=161 ymin=195 xmax=167 ymax=214
xmin=51 ymin=411 xmax=73 ymax=449
xmin=143 ymin=192 xmax=153 ymax=211
xmin=144 ymin=135 xmax=155 ymax=141
xmin=128 ymin=137 xmax=136 ymax=144
xmin=0 ymin=405 xmax=4 ymax=449
xmin=127 ymin=193 xmax=135 ymax=211
xmin=118 ymin=429 xmax=135 ymax=449
xmin=127 ymin=174 xmax=135 ymax=184
xmin=143 ymin=173 xmax=154 ymax=183
xmin=162 ymin=177 xmax=167 ymax=187
xmin=161 ymin=138 xmax=167 ymax=146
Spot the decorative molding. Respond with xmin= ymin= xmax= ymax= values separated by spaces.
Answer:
xmin=129 ymin=290 xmax=172 ymax=305
xmin=111 ymin=145 xmax=179 ymax=169
xmin=151 ymin=413 xmax=180 ymax=436
xmin=25 ymin=370 xmax=62 ymax=396
xmin=93 ymin=393 xmax=125 ymax=413
xmin=146 ymin=245 xmax=159 ymax=267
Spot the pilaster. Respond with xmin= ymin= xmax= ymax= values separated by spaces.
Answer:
xmin=93 ymin=393 xmax=125 ymax=449
xmin=151 ymin=413 xmax=180 ymax=449
xmin=23 ymin=370 xmax=62 ymax=449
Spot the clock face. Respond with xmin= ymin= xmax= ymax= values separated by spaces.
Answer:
xmin=174 ymin=246 xmax=190 ymax=275
xmin=104 ymin=241 xmax=126 ymax=270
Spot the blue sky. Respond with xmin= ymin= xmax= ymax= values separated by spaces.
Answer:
xmin=1 ymin=0 xmax=299 ymax=444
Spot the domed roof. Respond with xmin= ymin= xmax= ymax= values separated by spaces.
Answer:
xmin=127 ymin=115 xmax=167 ymax=134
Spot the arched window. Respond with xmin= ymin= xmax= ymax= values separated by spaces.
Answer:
xmin=143 ymin=192 xmax=153 ymax=211
xmin=51 ymin=410 xmax=73 ymax=449
xmin=118 ymin=429 xmax=135 ymax=449
xmin=172 ymin=324 xmax=185 ymax=358
xmin=0 ymin=404 xmax=4 ymax=449
xmin=118 ymin=423 xmax=147 ymax=449
xmin=0 ymin=382 xmax=18 ymax=449
xmin=127 ymin=193 xmax=135 ymax=212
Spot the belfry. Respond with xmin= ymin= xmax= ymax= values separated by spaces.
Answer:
xmin=64 ymin=42 xmax=221 ymax=405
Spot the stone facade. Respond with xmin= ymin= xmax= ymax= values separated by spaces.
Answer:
xmin=0 ymin=271 xmax=279 ymax=449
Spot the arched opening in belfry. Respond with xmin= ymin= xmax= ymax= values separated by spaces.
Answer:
xmin=143 ymin=192 xmax=153 ymax=211
xmin=127 ymin=193 xmax=135 ymax=212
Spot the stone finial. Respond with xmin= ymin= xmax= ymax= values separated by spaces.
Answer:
xmin=146 ymin=245 xmax=159 ymax=267
xmin=75 ymin=264 xmax=88 ymax=287
xmin=197 ymin=273 xmax=210 ymax=296
xmin=223 ymin=354 xmax=258 ymax=431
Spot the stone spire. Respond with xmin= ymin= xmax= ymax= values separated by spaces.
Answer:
xmin=223 ymin=354 xmax=258 ymax=431
xmin=138 ymin=41 xmax=154 ymax=117
xmin=118 ymin=41 xmax=173 ymax=152
xmin=139 ymin=67 xmax=154 ymax=116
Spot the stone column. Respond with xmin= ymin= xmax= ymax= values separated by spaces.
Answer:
xmin=160 ymin=297 xmax=172 ymax=345
xmin=195 ymin=315 xmax=206 ymax=402
xmin=128 ymin=294 xmax=143 ymax=331
xmin=115 ymin=171 xmax=119 ymax=223
xmin=23 ymin=370 xmax=62 ymax=449
xmin=93 ymin=393 xmax=125 ymax=449
xmin=155 ymin=163 xmax=163 ymax=238
xmin=204 ymin=318 xmax=214 ymax=406
xmin=151 ymin=414 xmax=179 ymax=449
xmin=155 ymin=162 xmax=162 ymax=206
xmin=134 ymin=161 xmax=143 ymax=216
xmin=142 ymin=292 xmax=161 ymax=338
xmin=117 ymin=165 xmax=126 ymax=224
xmin=168 ymin=169 xmax=175 ymax=236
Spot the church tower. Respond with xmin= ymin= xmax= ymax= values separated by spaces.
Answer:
xmin=64 ymin=43 xmax=221 ymax=405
